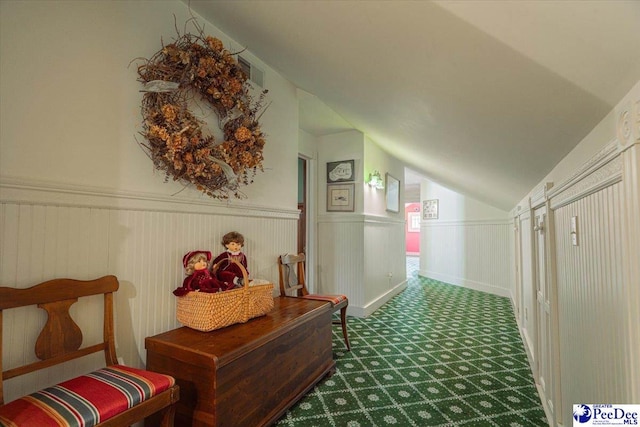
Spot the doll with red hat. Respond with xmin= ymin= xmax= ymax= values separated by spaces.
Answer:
xmin=173 ymin=250 xmax=232 ymax=296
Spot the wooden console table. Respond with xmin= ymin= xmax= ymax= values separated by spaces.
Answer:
xmin=145 ymin=296 xmax=335 ymax=427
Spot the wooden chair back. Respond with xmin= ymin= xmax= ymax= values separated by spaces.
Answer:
xmin=0 ymin=276 xmax=120 ymax=404
xmin=278 ymin=253 xmax=309 ymax=297
xmin=277 ymin=253 xmax=351 ymax=351
xmin=0 ymin=276 xmax=180 ymax=426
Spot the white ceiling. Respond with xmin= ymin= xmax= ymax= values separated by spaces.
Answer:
xmin=186 ymin=0 xmax=640 ymax=211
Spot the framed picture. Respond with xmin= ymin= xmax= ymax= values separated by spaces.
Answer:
xmin=327 ymin=160 xmax=355 ymax=183
xmin=407 ymin=212 xmax=420 ymax=232
xmin=385 ymin=173 xmax=400 ymax=213
xmin=423 ymin=199 xmax=439 ymax=219
xmin=327 ymin=183 xmax=355 ymax=212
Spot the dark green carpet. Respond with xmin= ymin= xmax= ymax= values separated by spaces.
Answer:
xmin=275 ymin=257 xmax=548 ymax=426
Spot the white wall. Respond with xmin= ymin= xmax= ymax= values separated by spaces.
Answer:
xmin=298 ymin=129 xmax=318 ymax=160
xmin=363 ymin=136 xmax=405 ymax=217
xmin=317 ymin=130 xmax=364 ymax=213
xmin=515 ymin=80 xmax=640 ymax=212
xmin=0 ymin=0 xmax=298 ymax=209
xmin=316 ymin=131 xmax=364 ymax=311
xmin=363 ymin=137 xmax=406 ymax=311
xmin=513 ymin=80 xmax=640 ymax=427
xmin=0 ymin=0 xmax=299 ymax=403
xmin=418 ymin=179 xmax=513 ymax=297
xmin=316 ymin=131 xmax=407 ymax=317
xmin=404 ymin=183 xmax=420 ymax=204
xmin=421 ymin=180 xmax=509 ymax=221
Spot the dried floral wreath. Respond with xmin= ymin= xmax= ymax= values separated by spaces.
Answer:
xmin=136 ymin=19 xmax=268 ymax=199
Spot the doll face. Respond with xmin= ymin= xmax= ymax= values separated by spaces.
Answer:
xmin=194 ymin=258 xmax=208 ymax=270
xmin=226 ymin=241 xmax=242 ymax=252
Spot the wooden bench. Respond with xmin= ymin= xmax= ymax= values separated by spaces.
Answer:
xmin=145 ymin=297 xmax=335 ymax=426
xmin=0 ymin=276 xmax=179 ymax=427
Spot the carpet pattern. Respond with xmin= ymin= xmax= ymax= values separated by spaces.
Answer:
xmin=275 ymin=257 xmax=548 ymax=426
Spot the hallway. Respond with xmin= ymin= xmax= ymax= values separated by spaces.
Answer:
xmin=276 ymin=257 xmax=547 ymax=426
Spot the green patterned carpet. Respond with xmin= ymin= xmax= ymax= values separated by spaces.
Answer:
xmin=275 ymin=257 xmax=548 ymax=427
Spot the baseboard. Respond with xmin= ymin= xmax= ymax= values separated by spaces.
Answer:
xmin=419 ymin=270 xmax=511 ymax=298
xmin=535 ymin=382 xmax=556 ymax=427
xmin=521 ymin=327 xmax=536 ymax=368
xmin=349 ymin=280 xmax=408 ymax=318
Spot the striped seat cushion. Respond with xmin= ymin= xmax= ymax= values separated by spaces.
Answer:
xmin=301 ymin=294 xmax=347 ymax=306
xmin=0 ymin=365 xmax=175 ymax=427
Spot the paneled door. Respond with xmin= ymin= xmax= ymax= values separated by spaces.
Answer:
xmin=533 ymin=205 xmax=557 ymax=422
xmin=513 ymin=216 xmax=522 ymax=323
xmin=518 ymin=211 xmax=535 ymax=364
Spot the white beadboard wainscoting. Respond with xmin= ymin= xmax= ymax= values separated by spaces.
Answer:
xmin=513 ymin=92 xmax=640 ymax=427
xmin=363 ymin=216 xmax=407 ymax=315
xmin=419 ymin=219 xmax=514 ymax=298
xmin=546 ymin=138 xmax=640 ymax=426
xmin=554 ymin=183 xmax=627 ymax=399
xmin=0 ymin=179 xmax=298 ymax=403
xmin=317 ymin=214 xmax=407 ymax=318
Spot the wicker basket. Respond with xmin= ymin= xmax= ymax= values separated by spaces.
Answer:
xmin=176 ymin=259 xmax=274 ymax=332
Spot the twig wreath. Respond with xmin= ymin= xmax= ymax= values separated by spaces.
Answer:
xmin=135 ymin=18 xmax=268 ymax=199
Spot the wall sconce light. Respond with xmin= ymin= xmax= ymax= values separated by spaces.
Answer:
xmin=367 ymin=170 xmax=384 ymax=189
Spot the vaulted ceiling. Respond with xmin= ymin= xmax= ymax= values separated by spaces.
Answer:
xmin=186 ymin=0 xmax=640 ymax=211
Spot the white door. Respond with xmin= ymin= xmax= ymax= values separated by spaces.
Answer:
xmin=513 ymin=217 xmax=522 ymax=322
xmin=519 ymin=212 xmax=536 ymax=365
xmin=533 ymin=205 xmax=556 ymax=422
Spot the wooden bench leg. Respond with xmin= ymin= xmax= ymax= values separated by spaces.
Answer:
xmin=340 ymin=306 xmax=350 ymax=351
xmin=159 ymin=404 xmax=177 ymax=427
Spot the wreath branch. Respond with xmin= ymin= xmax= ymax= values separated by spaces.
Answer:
xmin=134 ymin=17 xmax=268 ymax=199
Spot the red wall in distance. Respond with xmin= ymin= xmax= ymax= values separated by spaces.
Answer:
xmin=405 ymin=202 xmax=420 ymax=254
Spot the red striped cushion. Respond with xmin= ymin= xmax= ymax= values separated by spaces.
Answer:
xmin=0 ymin=365 xmax=175 ymax=427
xmin=302 ymin=294 xmax=347 ymax=306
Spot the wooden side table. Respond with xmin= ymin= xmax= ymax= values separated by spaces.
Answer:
xmin=145 ymin=296 xmax=335 ymax=427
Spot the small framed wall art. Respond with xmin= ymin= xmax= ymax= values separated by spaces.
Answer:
xmin=385 ymin=173 xmax=400 ymax=213
xmin=327 ymin=160 xmax=355 ymax=183
xmin=327 ymin=183 xmax=355 ymax=212
xmin=423 ymin=199 xmax=439 ymax=220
